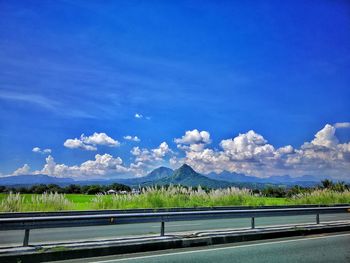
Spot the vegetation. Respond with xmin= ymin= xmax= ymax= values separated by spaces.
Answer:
xmin=0 ymin=183 xmax=131 ymax=194
xmin=0 ymin=192 xmax=73 ymax=212
xmin=0 ymin=180 xmax=349 ymax=212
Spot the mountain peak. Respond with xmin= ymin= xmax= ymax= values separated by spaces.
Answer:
xmin=172 ymin=164 xmax=199 ymax=179
xmin=177 ymin=163 xmax=195 ymax=172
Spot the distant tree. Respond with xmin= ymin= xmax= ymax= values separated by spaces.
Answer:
xmin=18 ymin=186 xmax=30 ymax=194
xmin=252 ymin=189 xmax=260 ymax=195
xmin=30 ymin=184 xmax=49 ymax=194
xmin=0 ymin=186 xmax=6 ymax=193
xmin=85 ymin=185 xmax=103 ymax=195
xmin=321 ymin=179 xmax=333 ymax=189
xmin=107 ymin=183 xmax=131 ymax=192
xmin=47 ymin=184 xmax=63 ymax=193
xmin=262 ymin=187 xmax=286 ymax=198
xmin=64 ymin=184 xmax=82 ymax=194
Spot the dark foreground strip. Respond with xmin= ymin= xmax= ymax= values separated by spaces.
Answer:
xmin=1 ymin=224 xmax=350 ymax=263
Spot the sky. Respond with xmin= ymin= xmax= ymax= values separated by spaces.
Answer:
xmin=0 ymin=1 xmax=349 ymax=180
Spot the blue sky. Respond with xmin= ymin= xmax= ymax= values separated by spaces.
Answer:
xmin=0 ymin=1 xmax=349 ymax=180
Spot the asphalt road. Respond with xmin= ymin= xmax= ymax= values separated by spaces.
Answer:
xmin=0 ymin=213 xmax=349 ymax=247
xmin=55 ymin=232 xmax=350 ymax=263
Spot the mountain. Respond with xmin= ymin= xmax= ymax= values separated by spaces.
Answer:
xmin=150 ymin=164 xmax=232 ymax=188
xmin=0 ymin=174 xmax=75 ymax=186
xmin=115 ymin=166 xmax=174 ymax=186
xmin=0 ymin=167 xmax=324 ymax=189
xmin=206 ymin=171 xmax=321 ymax=186
xmin=140 ymin=166 xmax=174 ymax=181
xmin=206 ymin=171 xmax=261 ymax=183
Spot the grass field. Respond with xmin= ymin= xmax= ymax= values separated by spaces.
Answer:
xmin=0 ymin=187 xmax=349 ymax=212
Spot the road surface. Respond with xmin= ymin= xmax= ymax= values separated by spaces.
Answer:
xmin=0 ymin=213 xmax=349 ymax=247
xmin=54 ymin=232 xmax=350 ymax=263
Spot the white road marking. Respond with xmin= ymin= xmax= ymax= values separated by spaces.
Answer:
xmin=94 ymin=233 xmax=350 ymax=263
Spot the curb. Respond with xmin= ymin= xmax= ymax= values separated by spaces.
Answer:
xmin=1 ymin=224 xmax=350 ymax=263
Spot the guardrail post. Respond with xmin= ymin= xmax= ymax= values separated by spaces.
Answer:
xmin=23 ymin=229 xmax=30 ymax=246
xmin=160 ymin=221 xmax=165 ymax=236
xmin=251 ymin=217 xmax=255 ymax=229
xmin=316 ymin=213 xmax=320 ymax=224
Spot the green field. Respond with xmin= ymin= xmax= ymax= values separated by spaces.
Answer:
xmin=0 ymin=187 xmax=349 ymax=212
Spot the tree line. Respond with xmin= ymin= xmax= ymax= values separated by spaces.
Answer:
xmin=0 ymin=183 xmax=131 ymax=195
xmin=0 ymin=179 xmax=348 ymax=197
xmin=258 ymin=179 xmax=350 ymax=198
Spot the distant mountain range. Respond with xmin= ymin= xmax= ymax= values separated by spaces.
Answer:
xmin=0 ymin=174 xmax=74 ymax=186
xmin=0 ymin=164 xmax=328 ymax=189
xmin=205 ymin=171 xmax=323 ymax=187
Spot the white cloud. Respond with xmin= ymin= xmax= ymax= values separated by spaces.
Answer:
xmin=64 ymin=138 xmax=97 ymax=151
xmin=176 ymin=125 xmax=350 ymax=179
xmin=32 ymin=147 xmax=52 ymax=154
xmin=35 ymin=154 xmax=130 ymax=178
xmin=11 ymin=123 xmax=350 ymax=179
xmin=130 ymin=146 xmax=142 ymax=156
xmin=124 ymin=135 xmax=141 ymax=142
xmin=334 ymin=122 xmax=350 ymax=129
xmin=220 ymin=130 xmax=274 ymax=160
xmin=64 ymin=132 xmax=120 ymax=151
xmin=81 ymin=133 xmax=120 ymax=147
xmin=276 ymin=145 xmax=294 ymax=155
xmin=175 ymin=129 xmax=211 ymax=145
xmin=310 ymin=124 xmax=338 ymax=148
xmin=13 ymin=164 xmax=30 ymax=175
xmin=128 ymin=142 xmax=173 ymax=176
xmin=131 ymin=142 xmax=171 ymax=163
xmin=135 ymin=113 xmax=151 ymax=120
xmin=152 ymin=142 xmax=170 ymax=158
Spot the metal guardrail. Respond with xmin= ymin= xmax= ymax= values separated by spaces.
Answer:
xmin=0 ymin=206 xmax=349 ymax=246
xmin=1 ymin=204 xmax=348 ymax=218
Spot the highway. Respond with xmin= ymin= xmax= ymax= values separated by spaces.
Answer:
xmin=0 ymin=213 xmax=349 ymax=247
xmin=55 ymin=232 xmax=350 ymax=263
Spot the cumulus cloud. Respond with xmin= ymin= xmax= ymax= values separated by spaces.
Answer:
xmin=131 ymin=142 xmax=171 ymax=162
xmin=32 ymin=141 xmax=173 ymax=178
xmin=124 ymin=135 xmax=141 ymax=142
xmin=64 ymin=138 xmax=97 ymax=151
xmin=35 ymin=154 xmax=129 ymax=178
xmin=32 ymin=147 xmax=52 ymax=154
xmin=9 ymin=123 xmax=350 ymax=179
xmin=309 ymin=124 xmax=338 ymax=148
xmin=220 ymin=130 xmax=275 ymax=160
xmin=81 ymin=133 xmax=120 ymax=147
xmin=128 ymin=142 xmax=173 ymax=175
xmin=64 ymin=132 xmax=120 ymax=151
xmin=175 ymin=129 xmax=211 ymax=152
xmin=152 ymin=142 xmax=170 ymax=158
xmin=176 ymin=124 xmax=350 ymax=179
xmin=334 ymin=122 xmax=350 ymax=129
xmin=175 ymin=129 xmax=211 ymax=145
xmin=13 ymin=164 xmax=30 ymax=175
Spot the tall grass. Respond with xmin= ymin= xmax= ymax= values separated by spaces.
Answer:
xmin=0 ymin=192 xmax=72 ymax=212
xmin=0 ymin=187 xmax=349 ymax=212
xmin=0 ymin=192 xmax=25 ymax=212
xmin=291 ymin=189 xmax=350 ymax=205
xmin=91 ymin=186 xmax=284 ymax=210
